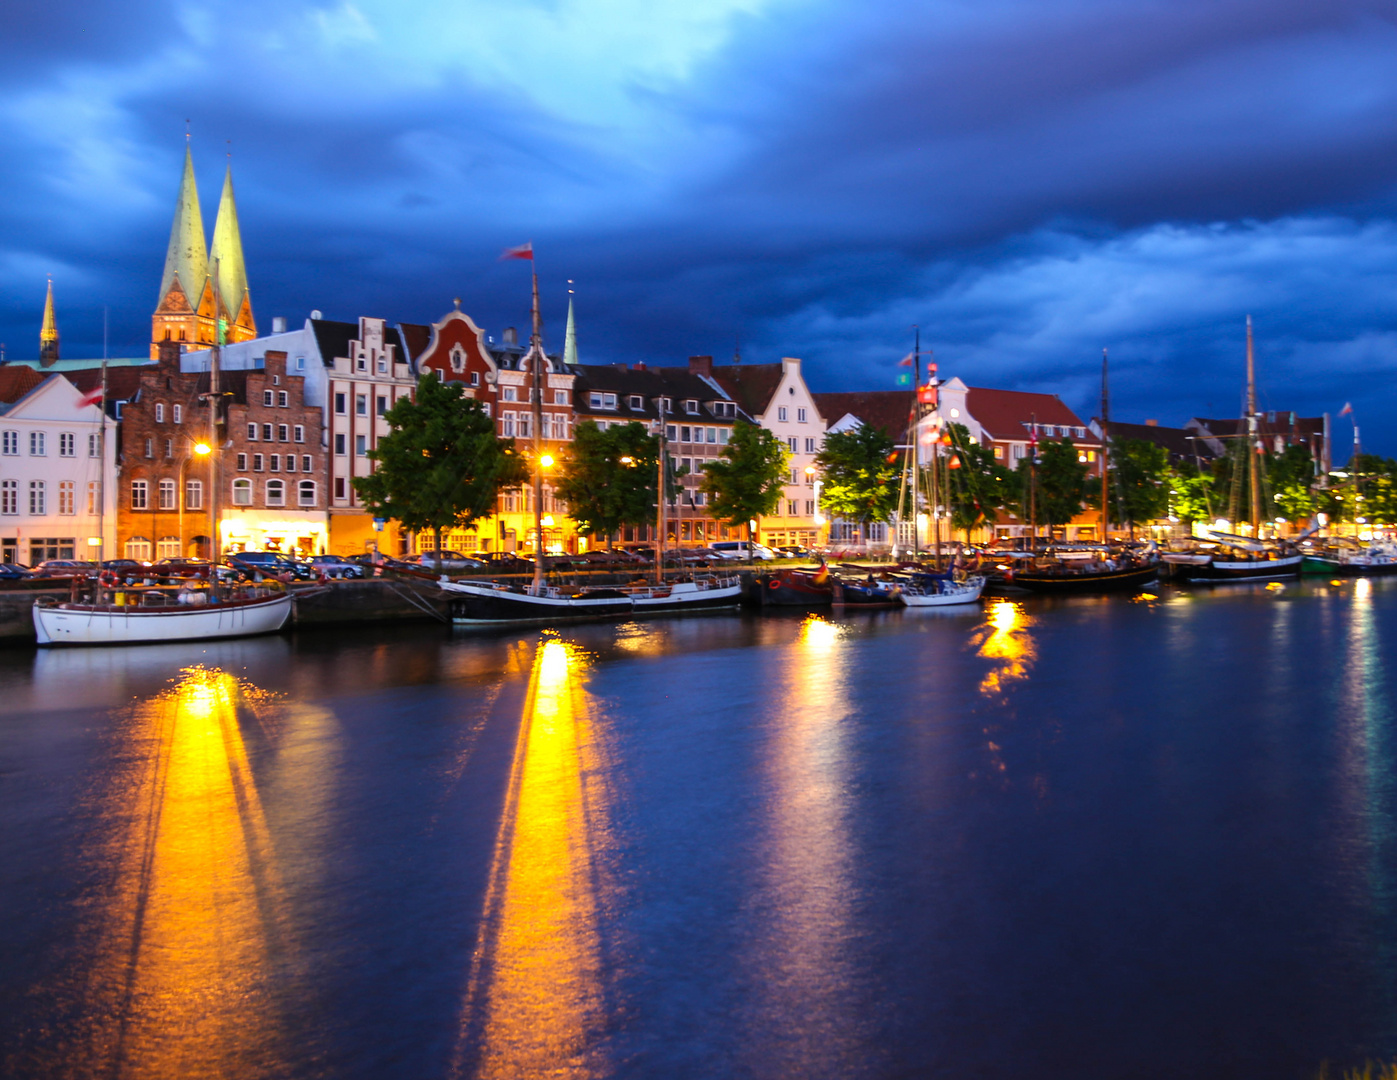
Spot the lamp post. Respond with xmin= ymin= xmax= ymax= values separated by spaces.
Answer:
xmin=178 ymin=440 xmax=212 ymax=560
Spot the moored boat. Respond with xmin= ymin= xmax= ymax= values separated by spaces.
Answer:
xmin=33 ymin=580 xmax=291 ymax=646
xmin=441 ymin=574 xmax=742 ymax=626
xmin=899 ymin=573 xmax=986 ymax=607
xmin=1300 ymin=541 xmax=1397 ymax=577
xmin=745 ymin=567 xmax=834 ymax=607
xmin=1003 ymin=557 xmax=1159 ymax=595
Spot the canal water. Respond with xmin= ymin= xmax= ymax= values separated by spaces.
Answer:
xmin=1 ymin=579 xmax=1395 ymax=1079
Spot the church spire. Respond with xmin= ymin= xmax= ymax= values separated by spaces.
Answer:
xmin=40 ymin=277 xmax=59 ymax=366
xmin=209 ymin=159 xmax=253 ymax=337
xmin=158 ymin=143 xmax=209 ymax=310
xmin=562 ymin=281 xmax=578 ymax=367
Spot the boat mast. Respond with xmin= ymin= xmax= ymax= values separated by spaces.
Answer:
xmin=910 ymin=326 xmax=920 ymax=561
xmin=1028 ymin=412 xmax=1038 ymax=547
xmin=210 ymin=258 xmax=223 ymax=565
xmin=655 ymin=398 xmax=666 ymax=586
xmin=1246 ymin=315 xmax=1262 ymax=536
xmin=1100 ymin=348 xmax=1109 ymax=544
xmin=529 ymin=264 xmax=546 ymax=595
xmin=98 ymin=308 xmax=108 ymax=564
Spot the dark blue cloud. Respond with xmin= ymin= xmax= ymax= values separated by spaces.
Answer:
xmin=2 ymin=0 xmax=1395 ymax=450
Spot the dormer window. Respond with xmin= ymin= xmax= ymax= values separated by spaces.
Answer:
xmin=589 ymin=392 xmax=617 ymax=410
xmin=658 ymin=396 xmax=672 ymax=414
xmin=684 ymin=400 xmax=699 ymax=415
xmin=629 ymin=395 xmax=644 ymax=410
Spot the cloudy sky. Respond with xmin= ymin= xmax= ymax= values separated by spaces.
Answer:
xmin=3 ymin=0 xmax=1396 ymax=450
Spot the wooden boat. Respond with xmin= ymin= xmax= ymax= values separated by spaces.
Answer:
xmin=1001 ymin=556 xmax=1159 ymax=594
xmin=1301 ymin=542 xmax=1397 ymax=577
xmin=1169 ymin=534 xmax=1303 ymax=584
xmin=33 ymin=580 xmax=291 ymax=646
xmin=745 ymin=567 xmax=834 ymax=607
xmin=899 ymin=573 xmax=986 ymax=607
xmin=441 ymin=574 xmax=742 ymax=626
xmin=832 ymin=575 xmax=902 ymax=608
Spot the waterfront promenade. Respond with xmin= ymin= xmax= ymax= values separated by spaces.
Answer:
xmin=1 ymin=580 xmax=1395 ymax=1078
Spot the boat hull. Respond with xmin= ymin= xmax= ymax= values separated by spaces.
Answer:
xmin=832 ymin=579 xmax=901 ymax=607
xmin=899 ymin=575 xmax=986 ymax=607
xmin=1177 ymin=553 xmax=1304 ymax=583
xmin=444 ymin=579 xmax=742 ymax=626
xmin=33 ymin=593 xmax=291 ymax=646
xmin=1302 ymin=555 xmax=1397 ymax=577
xmin=745 ymin=570 xmax=834 ymax=607
xmin=1006 ymin=563 xmax=1158 ymax=595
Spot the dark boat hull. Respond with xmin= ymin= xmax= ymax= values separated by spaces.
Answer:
xmin=746 ymin=570 xmax=834 ymax=607
xmin=445 ymin=579 xmax=742 ymax=626
xmin=832 ymin=580 xmax=900 ymax=608
xmin=1177 ymin=553 xmax=1303 ymax=583
xmin=1302 ymin=555 xmax=1397 ymax=577
xmin=1006 ymin=562 xmax=1159 ymax=595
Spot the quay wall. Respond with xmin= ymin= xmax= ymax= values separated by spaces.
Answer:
xmin=0 ymin=584 xmax=73 ymax=641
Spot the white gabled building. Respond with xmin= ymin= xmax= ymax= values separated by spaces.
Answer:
xmin=0 ymin=370 xmax=117 ymax=566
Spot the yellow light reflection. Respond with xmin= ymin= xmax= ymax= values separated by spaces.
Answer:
xmin=801 ymin=613 xmax=839 ymax=649
xmin=458 ymin=637 xmax=614 ymax=1078
xmin=82 ymin=666 xmax=288 ymax=1078
xmin=976 ymin=600 xmax=1036 ymax=697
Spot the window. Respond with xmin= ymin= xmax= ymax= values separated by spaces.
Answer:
xmin=554 ymin=390 xmax=568 ymax=405
xmin=1076 ymin=426 xmax=1086 ymax=438
xmin=285 ymin=455 xmax=296 ymax=473
xmin=377 ymin=356 xmax=387 ymax=373
xmin=130 ymin=480 xmax=148 ymax=510
xmin=685 ymin=400 xmax=699 ymax=415
xmin=165 ymin=439 xmax=173 ymax=458
xmin=266 ymin=480 xmax=285 ymax=507
xmin=278 ymin=424 xmax=289 ymax=442
xmin=805 ymin=500 xmax=815 ymax=515
xmin=470 ymin=371 xmax=480 ymax=387
xmin=789 ymin=468 xmax=799 ymax=485
xmin=158 ymin=479 xmax=176 ymax=510
xmin=185 ymin=480 xmax=203 ymax=510
xmin=254 ymin=454 xmax=264 ymax=472
xmin=125 ymin=536 xmax=152 ymax=560
xmin=603 ymin=393 xmax=617 ymax=409
xmin=273 ymin=374 xmax=281 ymax=386
xmin=778 ymin=406 xmax=788 ymax=422
xmin=516 ymin=416 xmax=530 ymax=439
xmin=335 ymin=393 xmax=346 ymax=415
xmin=500 ymin=412 xmax=516 ymax=437
xmin=232 ymin=479 xmax=252 ymax=506
xmin=716 ymin=428 xmax=729 ymax=445
xmin=298 ymin=480 xmax=316 ymax=507
xmin=86 ymin=432 xmax=100 ymax=457
xmin=805 ymin=437 xmax=817 ymax=453
xmin=1012 ymin=444 xmax=1024 ymax=460
xmin=262 ymin=424 xmax=273 ymax=441
xmin=356 ymin=354 xmax=367 ymax=372
xmin=296 ymin=357 xmax=306 ymax=370
xmin=355 ymin=435 xmax=367 ymax=456
xmin=707 ymin=428 xmax=717 ymax=444
xmin=994 ymin=445 xmax=1004 ymax=459
xmin=450 ymin=346 xmax=465 ymax=374
xmin=0 ymin=480 xmax=15 ymax=514
xmin=155 ymin=403 xmax=165 ymax=423
xmin=629 ymin=395 xmax=644 ymax=410
xmin=294 ymin=425 xmax=304 ymax=443
xmin=278 ymin=391 xmax=288 ymax=408
xmin=2 ymin=431 xmax=16 ymax=455
xmin=302 ymin=455 xmax=312 ymax=472
xmin=263 ymin=390 xmax=274 ymax=406
xmin=27 ymin=481 xmax=45 ymax=515
xmin=335 ymin=434 xmax=346 ymax=455
xmin=797 ymin=408 xmax=807 ymax=423
xmin=59 ymin=432 xmax=75 ymax=457
xmin=788 ymin=437 xmax=798 ymax=452
xmin=29 ymin=431 xmax=45 ymax=456
xmin=157 ymin=536 xmax=181 ymax=559
xmin=659 ymin=397 xmax=672 ymax=414
xmin=503 ymin=387 xmax=518 ymax=403
xmin=270 ymin=454 xmax=281 ymax=472
xmin=334 ymin=477 xmax=346 ymax=500
xmin=86 ymin=481 xmax=100 ymax=515
xmin=355 ymin=394 xmax=367 ymax=416
xmin=773 ymin=500 xmax=782 ymax=517
xmin=788 ymin=500 xmax=798 ymax=516
xmin=376 ymin=396 xmax=387 ymax=416
xmin=236 ymin=453 xmax=248 ymax=471
xmin=248 ymin=423 xmax=258 ymax=440
xmin=665 ymin=425 xmax=677 ymax=441
xmin=173 ymin=404 xmax=182 ymax=424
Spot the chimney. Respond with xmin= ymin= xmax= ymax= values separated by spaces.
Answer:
xmin=689 ymin=355 xmax=713 ymax=377
xmin=635 ymin=361 xmax=646 ymax=371
xmin=1145 ymin=419 xmax=1158 ymax=427
xmin=503 ymin=327 xmax=518 ymax=346
xmin=272 ymin=316 xmax=287 ymax=334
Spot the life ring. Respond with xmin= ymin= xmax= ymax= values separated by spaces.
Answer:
xmin=768 ymin=578 xmax=782 ymax=589
xmin=99 ymin=569 xmax=119 ymax=588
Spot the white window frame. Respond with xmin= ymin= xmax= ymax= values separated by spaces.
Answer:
xmin=158 ymin=479 xmax=177 ymax=510
xmin=130 ymin=480 xmax=148 ymax=510
xmin=185 ymin=479 xmax=203 ymax=510
xmin=231 ymin=479 xmax=252 ymax=506
xmin=59 ymin=432 xmax=75 ymax=457
xmin=298 ymin=480 xmax=316 ymax=507
xmin=266 ymin=479 xmax=286 ymax=507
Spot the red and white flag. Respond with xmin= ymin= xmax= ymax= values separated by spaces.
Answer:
xmin=1340 ymin=402 xmax=1353 ymax=416
xmin=500 ymin=241 xmax=533 ymax=261
xmin=77 ymin=386 xmax=103 ymax=408
xmin=897 ymin=353 xmax=914 ymax=367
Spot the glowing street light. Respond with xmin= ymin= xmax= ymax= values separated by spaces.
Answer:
xmin=539 ymin=453 xmax=555 ymax=469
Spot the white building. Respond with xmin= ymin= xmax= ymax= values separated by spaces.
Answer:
xmin=0 ymin=371 xmax=117 ymax=566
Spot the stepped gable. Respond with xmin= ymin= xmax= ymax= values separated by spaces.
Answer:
xmin=710 ymin=362 xmax=783 ymax=418
xmin=812 ymin=390 xmax=913 ymax=439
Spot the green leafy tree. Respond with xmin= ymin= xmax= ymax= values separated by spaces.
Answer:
xmin=553 ymin=421 xmax=659 ymax=546
xmin=943 ymin=423 xmax=1011 ymax=536
xmin=1167 ymin=461 xmax=1219 ymax=525
xmin=1111 ymin=438 xmax=1169 ymax=534
xmin=353 ymin=372 xmax=526 ymax=558
xmin=1015 ymin=436 xmax=1089 ymax=532
xmin=701 ymin=423 xmax=789 ymax=558
xmin=1268 ymin=443 xmax=1318 ymax=524
xmin=815 ymin=423 xmax=901 ymax=545
xmin=1347 ymin=453 xmax=1397 ymax=526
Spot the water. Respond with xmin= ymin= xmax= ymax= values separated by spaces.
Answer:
xmin=2 ymin=580 xmax=1396 ymax=1079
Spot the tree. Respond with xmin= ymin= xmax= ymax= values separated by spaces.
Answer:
xmin=815 ymin=423 xmax=901 ymax=545
xmin=1015 ymin=436 xmax=1089 ymax=532
xmin=1167 ymin=461 xmax=1219 ymax=525
xmin=1268 ymin=443 xmax=1318 ymax=524
xmin=943 ymin=423 xmax=1011 ymax=537
xmin=353 ymin=372 xmax=526 ymax=557
xmin=553 ymin=420 xmax=659 ymax=546
xmin=1111 ymin=438 xmax=1169 ymax=535
xmin=701 ymin=423 xmax=788 ymax=558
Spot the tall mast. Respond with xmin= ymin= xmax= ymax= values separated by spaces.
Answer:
xmin=1100 ymin=348 xmax=1109 ymax=543
xmin=655 ymin=398 xmax=667 ymax=586
xmin=99 ymin=308 xmax=108 ymax=563
xmin=209 ymin=258 xmax=223 ymax=563
xmin=910 ymin=326 xmax=920 ymax=560
xmin=530 ymin=264 xmax=546 ymax=594
xmin=1246 ymin=316 xmax=1262 ymax=535
xmin=1029 ymin=413 xmax=1038 ymax=545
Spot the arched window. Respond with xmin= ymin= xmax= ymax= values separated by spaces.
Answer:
xmin=232 ymin=479 xmax=252 ymax=506
xmin=156 ymin=536 xmax=181 ymax=559
xmin=266 ymin=479 xmax=286 ymax=507
xmin=125 ymin=536 xmax=152 ymax=560
xmin=297 ymin=480 xmax=316 ymax=507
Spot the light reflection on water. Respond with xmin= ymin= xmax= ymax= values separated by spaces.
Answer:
xmin=975 ymin=599 xmax=1035 ymax=698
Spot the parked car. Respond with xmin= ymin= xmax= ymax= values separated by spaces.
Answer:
xmin=153 ymin=557 xmax=213 ymax=579
xmin=308 ymin=554 xmax=366 ymax=579
xmin=710 ymin=541 xmax=777 ymax=561
xmin=478 ymin=552 xmax=535 ymax=574
xmin=775 ymin=545 xmax=813 ymax=560
xmin=403 ymin=551 xmax=488 ymax=572
xmin=224 ymin=552 xmax=315 ymax=580
xmin=30 ymin=559 xmax=99 ymax=578
xmin=0 ymin=563 xmax=30 ymax=580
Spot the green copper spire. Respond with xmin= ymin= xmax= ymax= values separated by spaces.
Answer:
xmin=158 ymin=143 xmax=209 ymax=309
xmin=209 ymin=162 xmax=252 ymax=331
xmin=562 ymin=292 xmax=578 ymax=367
xmin=40 ymin=277 xmax=59 ymax=365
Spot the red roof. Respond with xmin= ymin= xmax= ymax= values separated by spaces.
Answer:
xmin=965 ymin=386 xmax=1097 ymax=444
xmin=811 ymin=391 xmax=916 ymax=440
xmin=0 ymin=365 xmax=45 ymax=404
xmin=710 ymin=363 xmax=785 ymax=418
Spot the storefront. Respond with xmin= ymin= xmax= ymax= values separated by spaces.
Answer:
xmin=219 ymin=509 xmax=329 ymax=557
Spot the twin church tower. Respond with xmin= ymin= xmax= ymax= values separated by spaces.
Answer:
xmin=150 ymin=141 xmax=257 ymax=358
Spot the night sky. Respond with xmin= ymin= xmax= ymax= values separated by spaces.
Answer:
xmin=3 ymin=0 xmax=1396 ymax=451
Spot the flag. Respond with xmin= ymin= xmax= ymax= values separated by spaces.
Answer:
xmin=885 ymin=449 xmax=900 ymax=463
xmin=896 ymin=373 xmax=911 ymax=386
xmin=77 ymin=386 xmax=103 ymax=408
xmin=812 ymin=561 xmax=830 ymax=585
xmin=898 ymin=353 xmax=914 ymax=366
xmin=500 ymin=241 xmax=534 ymax=260
xmin=1340 ymin=402 xmax=1353 ymax=416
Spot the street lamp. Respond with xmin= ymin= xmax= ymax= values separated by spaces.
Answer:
xmin=178 ymin=440 xmax=213 ymax=560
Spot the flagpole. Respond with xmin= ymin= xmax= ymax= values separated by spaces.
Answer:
xmin=530 ymin=260 xmax=546 ymax=595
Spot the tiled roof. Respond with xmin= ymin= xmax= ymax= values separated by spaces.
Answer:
xmin=964 ymin=386 xmax=1097 ymax=443
xmin=1191 ymin=414 xmax=1325 ymax=441
xmin=398 ymin=322 xmax=432 ymax=364
xmin=811 ymin=391 xmax=915 ymax=440
xmin=573 ymin=364 xmax=740 ymax=424
xmin=0 ymin=365 xmax=46 ymax=404
xmin=309 ymin=319 xmax=360 ymax=365
xmin=710 ymin=363 xmax=783 ymax=418
xmin=1098 ymin=420 xmax=1216 ymax=462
